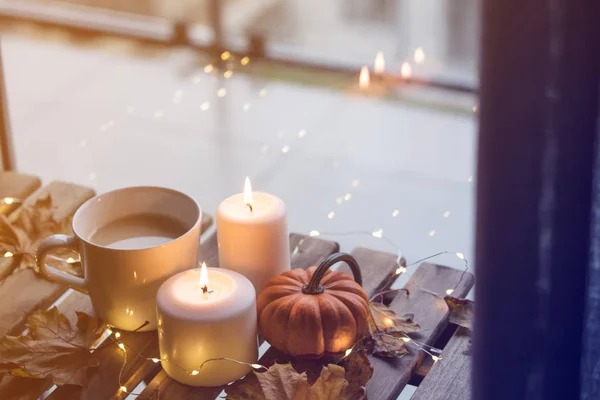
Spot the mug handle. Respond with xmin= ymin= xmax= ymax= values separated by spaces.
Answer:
xmin=37 ymin=234 xmax=88 ymax=294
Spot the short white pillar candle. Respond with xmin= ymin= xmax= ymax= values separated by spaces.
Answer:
xmin=156 ymin=264 xmax=258 ymax=386
xmin=217 ymin=177 xmax=290 ymax=294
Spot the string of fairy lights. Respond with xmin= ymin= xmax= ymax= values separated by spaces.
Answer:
xmin=0 ymin=46 xmax=476 ymax=397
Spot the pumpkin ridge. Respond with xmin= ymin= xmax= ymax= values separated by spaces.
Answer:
xmin=326 ymin=291 xmax=370 ymax=337
xmin=285 ymin=296 xmax=324 ymax=356
xmin=317 ymin=293 xmax=357 ymax=354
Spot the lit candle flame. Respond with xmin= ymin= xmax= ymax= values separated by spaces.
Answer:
xmin=244 ymin=176 xmax=253 ymax=211
xmin=400 ymin=62 xmax=412 ymax=79
xmin=374 ymin=51 xmax=385 ymax=75
xmin=414 ymin=47 xmax=425 ymax=64
xmin=199 ymin=262 xmax=209 ymax=289
xmin=359 ymin=66 xmax=370 ymax=89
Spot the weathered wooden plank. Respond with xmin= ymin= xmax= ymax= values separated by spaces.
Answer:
xmin=366 ymin=263 xmax=475 ymax=400
xmin=0 ymin=181 xmax=94 ymax=337
xmin=138 ymin=233 xmax=340 ymax=399
xmin=338 ymin=247 xmax=402 ymax=297
xmin=412 ymin=327 xmax=472 ymax=400
xmin=0 ymin=171 xmax=41 ymax=215
xmin=0 ymin=290 xmax=95 ymax=399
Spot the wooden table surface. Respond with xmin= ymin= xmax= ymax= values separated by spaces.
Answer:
xmin=0 ymin=172 xmax=474 ymax=400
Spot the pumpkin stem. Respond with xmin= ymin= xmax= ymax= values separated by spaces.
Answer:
xmin=302 ymin=253 xmax=363 ymax=295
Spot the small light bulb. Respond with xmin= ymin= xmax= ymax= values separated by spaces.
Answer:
xmin=200 ymin=102 xmax=210 ymax=111
xmin=204 ymin=64 xmax=213 ymax=73
xmin=309 ymin=230 xmax=320 ymax=237
xmin=395 ymin=266 xmax=407 ymax=275
xmin=456 ymin=252 xmax=465 ymax=260
xmin=106 ymin=328 xmax=113 ymax=335
xmin=3 ymin=197 xmax=15 ymax=205
xmin=259 ymin=88 xmax=268 ymax=97
xmin=428 ymin=230 xmax=436 ymax=237
xmin=298 ymin=129 xmax=307 ymax=138
xmin=345 ymin=349 xmax=352 ymax=357
xmin=443 ymin=211 xmax=451 ymax=218
xmin=151 ymin=358 xmax=160 ymax=363
xmin=241 ymin=56 xmax=250 ymax=65
xmin=327 ymin=211 xmax=335 ymax=219
xmin=281 ymin=145 xmax=290 ymax=153
xmin=400 ymin=62 xmax=412 ymax=79
xmin=251 ymin=364 xmax=263 ymax=370
xmin=402 ymin=337 xmax=411 ymax=343
xmin=432 ymin=355 xmax=442 ymax=363
xmin=445 ymin=289 xmax=454 ymax=295
xmin=221 ymin=51 xmax=231 ymax=61
xmin=383 ymin=317 xmax=394 ymax=327
xmin=217 ymin=88 xmax=227 ymax=97
xmin=191 ymin=370 xmax=199 ymax=376
xmin=118 ymin=343 xmax=126 ymax=351
xmin=336 ymin=197 xmax=343 ymax=205
xmin=392 ymin=209 xmax=399 ymax=217
xmin=115 ymin=332 xmax=121 ymax=339
xmin=344 ymin=193 xmax=352 ymax=201
xmin=224 ymin=70 xmax=233 ymax=79
xmin=66 ymin=257 xmax=76 ymax=264
xmin=120 ymin=386 xmax=127 ymax=393
xmin=372 ymin=229 xmax=383 ymax=238
xmin=3 ymin=251 xmax=14 ymax=258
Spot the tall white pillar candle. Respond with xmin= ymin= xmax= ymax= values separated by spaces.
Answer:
xmin=156 ymin=264 xmax=258 ymax=386
xmin=216 ymin=177 xmax=290 ymax=294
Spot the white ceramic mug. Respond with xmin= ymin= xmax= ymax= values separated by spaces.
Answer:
xmin=36 ymin=187 xmax=202 ymax=332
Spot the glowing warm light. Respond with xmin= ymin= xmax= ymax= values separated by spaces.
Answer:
xmin=4 ymin=251 xmax=14 ymax=258
xmin=241 ymin=56 xmax=250 ymax=66
xmin=402 ymin=337 xmax=411 ymax=343
xmin=372 ymin=229 xmax=383 ymax=238
xmin=3 ymin=197 xmax=16 ymax=205
xmin=298 ymin=129 xmax=307 ymax=138
xmin=395 ymin=266 xmax=407 ymax=275
xmin=456 ymin=252 xmax=465 ymax=260
xmin=309 ymin=230 xmax=320 ymax=237
xmin=191 ymin=370 xmax=199 ymax=376
xmin=224 ymin=70 xmax=233 ymax=79
xmin=445 ymin=289 xmax=455 ymax=295
xmin=443 ymin=211 xmax=451 ymax=218
xmin=359 ymin=66 xmax=370 ymax=89
xmin=106 ymin=328 xmax=113 ymax=335
xmin=204 ymin=64 xmax=213 ymax=73
xmin=392 ymin=209 xmax=399 ymax=217
xmin=221 ymin=51 xmax=231 ymax=61
xmin=200 ymin=102 xmax=210 ymax=111
xmin=251 ymin=364 xmax=263 ymax=370
xmin=66 ymin=257 xmax=76 ymax=264
xmin=428 ymin=230 xmax=436 ymax=237
xmin=152 ymin=358 xmax=160 ymax=363
xmin=217 ymin=88 xmax=227 ymax=97
xmin=115 ymin=332 xmax=121 ymax=339
xmin=345 ymin=349 xmax=352 ymax=357
xmin=327 ymin=212 xmax=335 ymax=219
xmin=120 ymin=386 xmax=127 ymax=392
xmin=243 ymin=103 xmax=251 ymax=111
xmin=199 ymin=262 xmax=209 ymax=288
xmin=383 ymin=317 xmax=394 ymax=327
xmin=432 ymin=355 xmax=441 ymax=363
xmin=374 ymin=51 xmax=385 ymax=75
xmin=259 ymin=88 xmax=268 ymax=97
xmin=244 ymin=177 xmax=253 ymax=208
xmin=344 ymin=193 xmax=352 ymax=201
xmin=118 ymin=343 xmax=126 ymax=351
xmin=281 ymin=145 xmax=290 ymax=153
xmin=401 ymin=62 xmax=412 ymax=79
xmin=414 ymin=48 xmax=425 ymax=64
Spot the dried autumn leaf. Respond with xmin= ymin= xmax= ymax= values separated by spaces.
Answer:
xmin=225 ymin=354 xmax=374 ymax=400
xmin=444 ymin=296 xmax=474 ymax=330
xmin=0 ymin=195 xmax=73 ymax=280
xmin=340 ymin=347 xmax=373 ymax=399
xmin=369 ymin=332 xmax=409 ymax=358
xmin=369 ymin=302 xmax=421 ymax=334
xmin=0 ymin=307 xmax=104 ymax=386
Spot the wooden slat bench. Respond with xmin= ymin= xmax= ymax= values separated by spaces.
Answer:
xmin=0 ymin=171 xmax=475 ymax=399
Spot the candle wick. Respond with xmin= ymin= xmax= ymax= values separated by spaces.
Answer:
xmin=246 ymin=203 xmax=253 ymax=212
xmin=202 ymin=285 xmax=209 ymax=294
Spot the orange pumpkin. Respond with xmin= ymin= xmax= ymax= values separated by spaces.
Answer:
xmin=257 ymin=253 xmax=370 ymax=358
